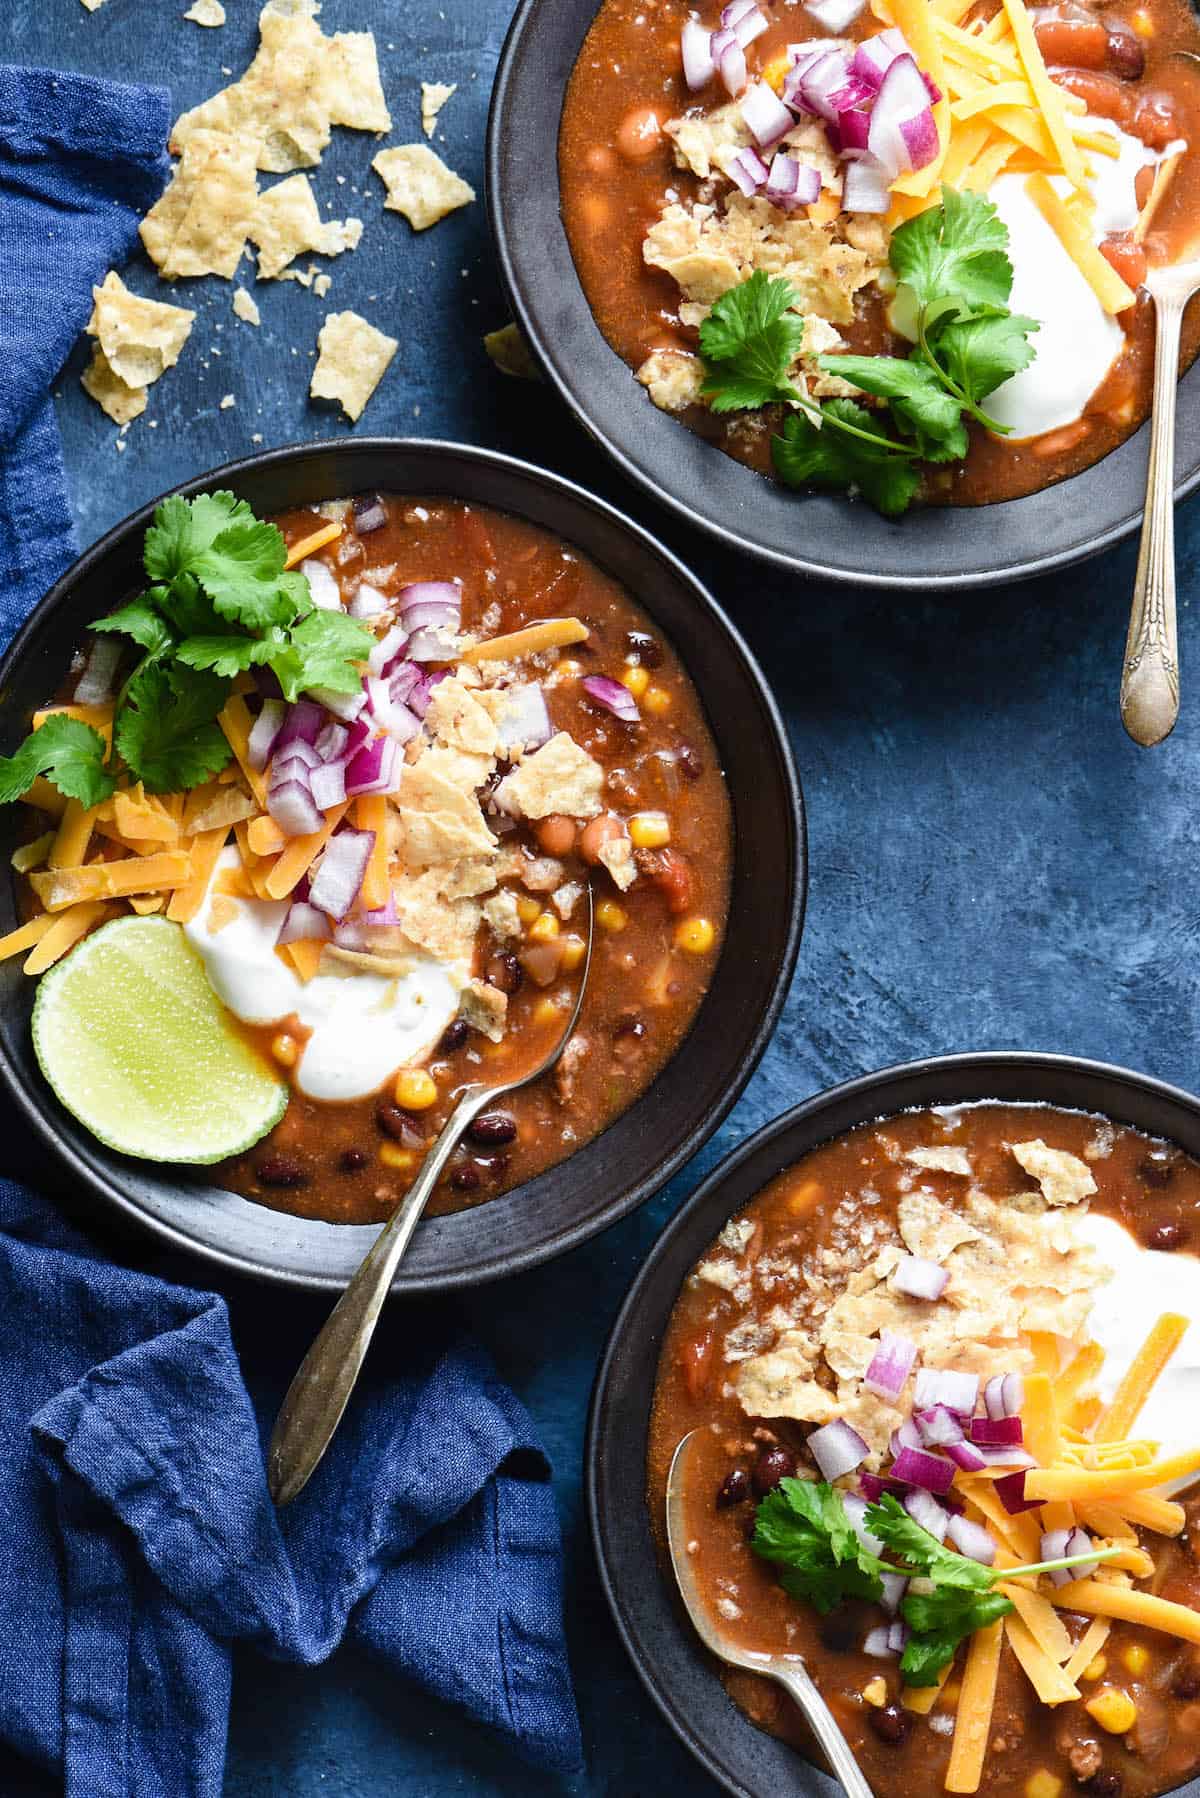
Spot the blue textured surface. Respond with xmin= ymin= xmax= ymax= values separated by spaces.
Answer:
xmin=11 ymin=0 xmax=1200 ymax=1792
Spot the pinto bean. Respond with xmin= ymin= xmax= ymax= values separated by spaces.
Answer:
xmin=1134 ymin=89 xmax=1182 ymax=149
xmin=536 ymin=815 xmax=577 ymax=857
xmin=580 ymin=813 xmax=626 ymax=864
xmin=1035 ymin=12 xmax=1110 ymax=66
xmin=616 ymin=105 xmax=662 ymax=162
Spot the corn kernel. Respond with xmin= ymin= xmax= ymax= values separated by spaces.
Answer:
xmin=862 ymin=1677 xmax=888 ymax=1708
xmin=517 ymin=896 xmax=542 ymax=925
xmin=643 ymin=684 xmax=671 ymax=715
xmin=1025 ymin=1773 xmax=1063 ymax=1798
xmin=379 ymin=1143 xmax=417 ymax=1171
xmin=529 ymin=911 xmax=560 ymax=942
xmin=1122 ymin=1644 xmax=1150 ymax=1676
xmin=675 ymin=915 xmax=715 ymax=955
xmin=619 ymin=664 xmax=650 ymax=699
xmin=534 ymin=997 xmax=561 ymax=1027
xmin=561 ymin=933 xmax=587 ymax=970
xmin=271 ymin=1032 xmax=299 ymax=1068
xmin=558 ymin=658 xmax=583 ymax=678
xmin=761 ymin=47 xmax=792 ymax=92
xmin=395 ymin=1067 xmax=438 ymax=1111
xmin=629 ymin=810 xmax=671 ymax=849
xmin=788 ymin=1178 xmax=824 ymax=1215
xmin=1085 ymin=1689 xmax=1137 ymax=1735
xmin=1131 ymin=6 xmax=1152 ymax=31
xmin=1083 ymin=1656 xmax=1108 ymax=1682
xmin=596 ymin=899 xmax=628 ymax=933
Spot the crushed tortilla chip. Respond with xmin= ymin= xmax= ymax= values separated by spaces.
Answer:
xmin=484 ymin=323 xmax=540 ymax=382
xmin=140 ymin=128 xmax=259 ymax=279
xmin=249 ymin=172 xmax=363 ymax=278
xmin=372 ymin=144 xmax=475 ymax=231
xmin=1011 ymin=1139 xmax=1098 ymax=1206
xmin=184 ymin=0 xmax=226 ymax=23
xmin=232 ymin=286 xmax=261 ymax=325
xmin=495 ymin=734 xmax=603 ymax=821
xmin=81 ymin=348 xmax=147 ymax=425
xmin=85 ymin=271 xmax=194 ymax=392
xmin=310 ymin=309 xmax=397 ymax=421
xmin=461 ymin=978 xmax=506 ymax=1042
xmin=906 ymin=1144 xmax=974 ymax=1176
xmin=421 ymin=81 xmax=457 ymax=138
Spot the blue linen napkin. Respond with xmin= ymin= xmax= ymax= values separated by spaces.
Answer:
xmin=0 ymin=63 xmax=582 ymax=1793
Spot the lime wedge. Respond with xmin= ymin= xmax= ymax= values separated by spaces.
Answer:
xmin=32 ymin=914 xmax=288 ymax=1165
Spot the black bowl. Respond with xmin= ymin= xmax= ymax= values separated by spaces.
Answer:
xmin=587 ymin=1051 xmax=1200 ymax=1797
xmin=487 ymin=0 xmax=1200 ymax=590
xmin=0 ymin=439 xmax=805 ymax=1293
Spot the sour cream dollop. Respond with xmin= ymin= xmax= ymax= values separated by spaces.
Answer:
xmin=183 ymin=850 xmax=461 ymax=1102
xmin=985 ymin=118 xmax=1164 ymax=440
xmin=1076 ymin=1209 xmax=1200 ymax=1476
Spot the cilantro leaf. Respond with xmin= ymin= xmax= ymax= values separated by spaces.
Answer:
xmin=819 ymin=354 xmax=969 ymax=463
xmin=92 ymin=599 xmax=176 ymax=657
xmin=931 ymin=312 xmax=1039 ymax=413
xmin=115 ymin=664 xmax=232 ymax=793
xmin=175 ymin=634 xmax=275 ymax=679
xmin=899 ymin=1587 xmax=1013 ymax=1685
xmin=271 ymin=609 xmax=374 ymax=701
xmin=773 ymin=402 xmax=922 ymax=518
xmin=863 ymin=1495 xmax=994 ymax=1591
xmin=891 ymin=187 xmax=1014 ymax=320
xmin=0 ymin=715 xmax=115 ymax=809
xmin=144 ymin=490 xmax=299 ymax=633
xmin=752 ymin=1479 xmax=885 ymax=1615
xmin=699 ymin=271 xmax=806 ymax=413
xmin=143 ymin=491 xmax=252 ymax=587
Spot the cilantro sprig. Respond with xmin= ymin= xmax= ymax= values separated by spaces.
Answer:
xmin=3 ymin=492 xmax=373 ymax=804
xmin=696 ymin=190 xmax=1039 ymax=516
xmin=752 ymin=1481 xmax=1117 ymax=1685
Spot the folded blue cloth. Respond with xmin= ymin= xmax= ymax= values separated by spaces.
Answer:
xmin=0 ymin=64 xmax=582 ymax=1793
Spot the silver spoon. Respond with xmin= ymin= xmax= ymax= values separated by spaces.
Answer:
xmin=665 ymin=1430 xmax=876 ymax=1798
xmin=1120 ymin=252 xmax=1200 ymax=746
xmin=268 ymin=888 xmax=594 ymax=1507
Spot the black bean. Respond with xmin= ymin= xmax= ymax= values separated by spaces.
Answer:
xmin=439 ymin=1017 xmax=470 ymax=1054
xmin=451 ymin=1165 xmax=481 ymax=1193
xmin=868 ymin=1705 xmax=911 ymax=1747
xmin=819 ymin=1611 xmax=860 ymax=1653
xmin=376 ymin=1103 xmax=423 ymax=1147
xmin=352 ymin=492 xmax=387 ymax=534
xmin=716 ymin=1467 xmax=751 ymax=1509
xmin=677 ymin=743 xmax=704 ymax=782
xmin=751 ymin=1444 xmax=796 ymax=1497
xmin=1088 ymin=1774 xmax=1123 ymax=1798
xmin=626 ymin=629 xmax=664 ymax=668
xmin=1139 ymin=1150 xmax=1175 ymax=1188
xmin=469 ymin=1111 xmax=519 ymax=1147
xmin=1105 ymin=24 xmax=1144 ymax=79
xmin=255 ymin=1154 xmax=308 ymax=1188
xmin=486 ymin=952 xmax=523 ymax=996
xmin=1148 ymin=1221 xmax=1189 ymax=1251
xmin=338 ymin=1147 xmax=368 ymax=1173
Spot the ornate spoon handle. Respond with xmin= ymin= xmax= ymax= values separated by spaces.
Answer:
xmin=772 ymin=1662 xmax=876 ymax=1798
xmin=1121 ymin=288 xmax=1183 ymax=747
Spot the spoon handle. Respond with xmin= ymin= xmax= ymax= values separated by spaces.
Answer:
xmin=1121 ymin=289 xmax=1184 ymax=747
xmin=267 ymin=1083 xmax=490 ymax=1507
xmin=771 ymin=1662 xmax=876 ymax=1798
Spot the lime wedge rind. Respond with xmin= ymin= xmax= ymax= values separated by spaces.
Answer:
xmin=31 ymin=915 xmax=288 ymax=1165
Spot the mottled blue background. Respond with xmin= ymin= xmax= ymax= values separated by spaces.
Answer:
xmin=12 ymin=0 xmax=1200 ymax=1791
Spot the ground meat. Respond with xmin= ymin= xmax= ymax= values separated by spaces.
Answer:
xmin=555 ymin=1034 xmax=590 ymax=1104
xmin=1067 ymin=1738 xmax=1103 ymax=1783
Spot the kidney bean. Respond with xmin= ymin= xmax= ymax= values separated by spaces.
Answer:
xmin=468 ymin=1111 xmax=518 ymax=1147
xmin=439 ymin=1017 xmax=470 ymax=1054
xmin=450 ymin=1164 xmax=481 ymax=1193
xmin=1100 ymin=235 xmax=1147 ymax=290
xmin=1089 ymin=1774 xmax=1123 ymax=1798
xmin=1035 ymin=13 xmax=1109 ymax=67
xmin=1135 ymin=90 xmax=1182 ymax=147
xmin=676 ymin=742 xmax=704 ymax=782
xmin=536 ymin=814 xmax=577 ymax=857
xmin=751 ymin=1443 xmax=797 ymax=1496
xmin=338 ymin=1147 xmax=368 ymax=1173
xmin=1148 ymin=1221 xmax=1189 ymax=1250
xmin=626 ymin=629 xmax=664 ymax=668
xmin=580 ymin=813 xmax=627 ymax=864
xmin=716 ymin=1467 xmax=751 ymax=1509
xmin=615 ymin=105 xmax=662 ymax=162
xmin=680 ymin=1327 xmax=715 ymax=1400
xmin=376 ymin=1103 xmax=424 ymax=1146
xmin=868 ymin=1705 xmax=912 ymax=1747
xmin=256 ymin=1154 xmax=309 ymax=1188
xmin=1140 ymin=1149 xmax=1176 ymax=1187
xmin=487 ymin=951 xmax=523 ymax=995
xmin=1106 ymin=22 xmax=1145 ymax=78
xmin=1052 ymin=68 xmax=1136 ymax=126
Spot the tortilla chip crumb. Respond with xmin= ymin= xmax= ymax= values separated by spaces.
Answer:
xmin=420 ymin=81 xmax=457 ymax=138
xmin=86 ymin=271 xmax=194 ymax=391
xmin=484 ymin=323 xmax=540 ymax=382
xmin=461 ymin=978 xmax=506 ymax=1043
xmin=314 ymin=272 xmax=332 ymax=296
xmin=310 ymin=310 xmax=398 ymax=421
xmin=906 ymin=1145 xmax=973 ymax=1176
xmin=184 ymin=0 xmax=226 ymax=23
xmin=495 ymin=734 xmax=604 ymax=821
xmin=81 ymin=348 xmax=146 ymax=425
xmin=232 ymin=287 xmax=261 ymax=326
xmin=1011 ymin=1140 xmax=1098 ymax=1207
xmin=250 ymin=172 xmax=363 ymax=279
xmin=80 ymin=0 xmax=106 ymax=10
xmin=219 ymin=394 xmax=236 ymax=409
xmin=372 ymin=144 xmax=475 ymax=231
xmin=140 ymin=128 xmax=259 ymax=280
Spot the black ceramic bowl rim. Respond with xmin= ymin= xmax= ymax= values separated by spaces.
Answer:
xmin=486 ymin=0 xmax=1200 ymax=590
xmin=587 ymin=1050 xmax=1200 ymax=1798
xmin=0 ymin=437 xmax=805 ymax=1294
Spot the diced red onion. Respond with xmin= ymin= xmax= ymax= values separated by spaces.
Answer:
xmin=741 ymin=80 xmax=796 ymax=149
xmin=805 ymin=0 xmax=867 ymax=29
xmin=74 ymin=635 xmax=123 ymax=705
xmin=945 ymin=1439 xmax=987 ymax=1473
xmin=996 ymin=1470 xmax=1040 ymax=1515
xmin=349 ymin=582 xmax=389 ymax=620
xmin=344 ymin=734 xmax=400 ymax=798
xmin=836 ymin=105 xmax=872 ymax=159
xmin=891 ymin=1418 xmax=924 ymax=1456
xmin=681 ymin=17 xmax=715 ymax=89
xmin=275 ymin=699 xmax=324 ymax=750
xmin=859 ymin=1472 xmax=910 ymax=1503
xmin=310 ymin=828 xmax=374 ymax=921
xmin=278 ymin=900 xmax=331 ymax=945
xmin=367 ymin=623 xmax=410 ymax=677
xmin=902 ymin=1487 xmax=950 ymax=1539
xmin=402 ymin=599 xmax=463 ymax=635
xmin=887 ymin=1619 xmax=910 ymax=1654
xmin=271 ymin=739 xmax=321 ymax=778
xmin=869 ymin=53 xmax=938 ymax=178
xmin=842 ymin=1494 xmax=886 ymax=1557
xmin=267 ymin=778 xmax=323 ymax=839
xmin=893 ymin=1255 xmax=950 ymax=1301
xmin=396 ymin=580 xmax=461 ymax=621
xmin=880 ymin=1570 xmax=908 ymax=1615
xmin=784 ymin=48 xmax=852 ymax=123
xmin=924 ymin=71 xmax=943 ymax=104
xmin=247 ymin=698 xmax=286 ymax=771
xmin=307 ymin=684 xmax=366 ymax=723
xmin=711 ymin=27 xmax=748 ymax=96
xmin=808 ymin=1418 xmax=869 ymax=1482
xmin=406 ymin=666 xmax=449 ymax=719
xmin=727 ymin=146 xmax=770 ymax=197
xmin=300 ymin=558 xmax=342 ymax=610
xmin=984 ymin=1374 xmax=1025 ymax=1420
xmin=851 ymin=28 xmax=911 ymax=89
xmin=970 ymin=1415 xmax=1024 ymax=1447
xmin=765 ymin=155 xmax=822 ymax=211
xmin=947 ymin=1515 xmax=996 ymax=1565
xmin=1057 ymin=1527 xmax=1099 ymax=1583
xmin=582 ymin=674 xmax=641 ymax=722
xmin=366 ymin=674 xmax=420 ymax=744
xmin=971 ymin=1445 xmax=1035 ymax=1470
xmin=842 ymin=155 xmax=891 ymax=212
xmin=915 ymin=1405 xmax=964 ymax=1449
xmin=723 ymin=0 xmax=768 ymax=46
xmin=495 ymin=683 xmax=553 ymax=753
xmin=315 ymin=721 xmax=349 ymax=761
xmin=309 ymin=759 xmax=348 ymax=811
xmin=862 ymin=1625 xmax=896 ymax=1659
xmin=864 ymin=1331 xmax=917 ymax=1401
xmin=1040 ymin=1528 xmax=1074 ymax=1583
xmin=352 ymin=493 xmax=387 ymax=534
xmin=891 ymin=1446 xmax=955 ymax=1496
xmin=914 ymin=1369 xmax=979 ymax=1416
xmin=899 ymin=107 xmax=939 ymax=170
xmin=362 ymin=892 xmax=398 ymax=928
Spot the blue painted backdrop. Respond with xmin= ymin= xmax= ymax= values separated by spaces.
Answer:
xmin=11 ymin=0 xmax=1200 ymax=1791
